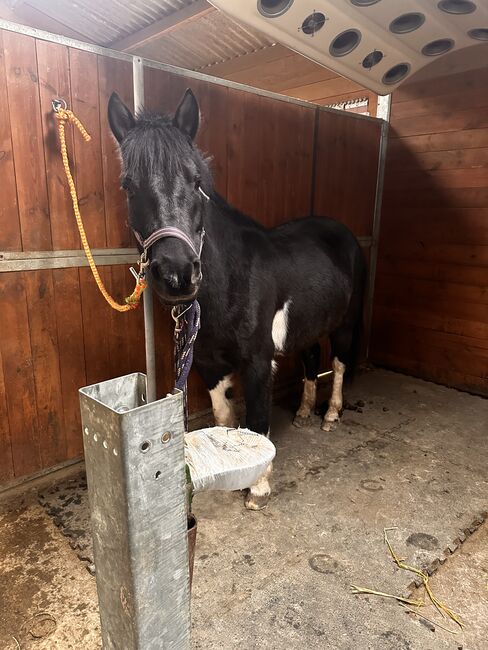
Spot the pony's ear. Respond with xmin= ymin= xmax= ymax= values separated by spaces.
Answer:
xmin=108 ymin=92 xmax=135 ymax=143
xmin=173 ymin=89 xmax=199 ymax=140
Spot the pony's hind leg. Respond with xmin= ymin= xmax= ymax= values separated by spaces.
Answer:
xmin=293 ymin=342 xmax=320 ymax=428
xmin=321 ymin=356 xmax=346 ymax=431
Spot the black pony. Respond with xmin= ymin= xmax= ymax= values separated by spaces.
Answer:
xmin=108 ymin=89 xmax=366 ymax=510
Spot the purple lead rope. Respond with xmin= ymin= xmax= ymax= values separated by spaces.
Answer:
xmin=174 ymin=300 xmax=201 ymax=429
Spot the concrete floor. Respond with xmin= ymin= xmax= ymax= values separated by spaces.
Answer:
xmin=0 ymin=369 xmax=487 ymax=649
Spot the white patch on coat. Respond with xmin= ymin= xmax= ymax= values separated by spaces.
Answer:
xmin=271 ymin=360 xmax=278 ymax=375
xmin=322 ymin=357 xmax=346 ymax=431
xmin=272 ymin=300 xmax=291 ymax=353
xmin=209 ymin=375 xmax=236 ymax=427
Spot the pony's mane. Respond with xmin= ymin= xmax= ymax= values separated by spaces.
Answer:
xmin=120 ymin=109 xmax=209 ymax=182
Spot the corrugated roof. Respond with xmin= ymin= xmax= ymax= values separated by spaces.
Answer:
xmin=23 ymin=0 xmax=197 ymax=46
xmin=134 ymin=9 xmax=274 ymax=70
xmin=1 ymin=0 xmax=274 ymax=70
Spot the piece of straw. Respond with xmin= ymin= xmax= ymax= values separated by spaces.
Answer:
xmin=350 ymin=585 xmax=423 ymax=607
xmin=383 ymin=527 xmax=464 ymax=629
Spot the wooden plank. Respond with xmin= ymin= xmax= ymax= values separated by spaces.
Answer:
xmin=36 ymin=39 xmax=80 ymax=250
xmin=373 ymin=304 xmax=488 ymax=344
xmin=144 ymin=66 xmax=189 ymax=114
xmin=0 ymin=31 xmax=21 ymax=251
xmin=374 ymin=275 xmax=488 ymax=324
xmin=285 ymin=75 xmax=364 ymax=103
xmin=52 ymin=267 xmax=87 ymax=459
xmin=382 ymin=187 xmax=488 ymax=210
xmin=206 ymin=43 xmax=292 ymax=78
xmin=377 ymin=256 xmax=487 ymax=288
xmin=24 ymin=270 xmax=66 ymax=468
xmin=79 ymin=266 xmax=112 ymax=386
xmin=391 ymin=84 xmax=488 ymax=121
xmin=384 ymin=167 xmax=488 ymax=191
xmin=0 ymin=273 xmax=41 ymax=477
xmin=313 ymin=110 xmax=381 ymax=236
xmin=225 ymin=89 xmax=261 ymax=219
xmin=390 ymin=107 xmax=488 ymax=138
xmin=98 ymin=56 xmax=133 ymax=248
xmin=224 ymin=50 xmax=336 ymax=93
xmin=69 ymin=48 xmax=107 ymax=248
xmin=3 ymin=31 xmax=51 ymax=251
xmin=369 ymin=348 xmax=488 ymax=397
xmin=0 ymin=345 xmax=14 ymax=482
xmin=388 ymin=128 xmax=488 ymax=154
xmin=387 ymin=146 xmax=488 ymax=172
xmin=370 ymin=320 xmax=488 ymax=381
xmin=226 ymin=88 xmax=315 ymax=224
xmin=106 ymin=265 xmax=139 ymax=381
xmin=378 ymin=208 xmax=488 ymax=245
xmin=194 ymin=80 xmax=228 ymax=197
xmin=392 ymin=66 xmax=488 ymax=104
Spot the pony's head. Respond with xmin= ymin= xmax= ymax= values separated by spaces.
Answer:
xmin=108 ymin=89 xmax=211 ymax=304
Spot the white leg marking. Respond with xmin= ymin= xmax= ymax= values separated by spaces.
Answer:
xmin=271 ymin=360 xmax=278 ymax=376
xmin=272 ymin=300 xmax=291 ymax=353
xmin=209 ymin=375 xmax=236 ymax=427
xmin=296 ymin=379 xmax=317 ymax=419
xmin=322 ymin=357 xmax=345 ymax=432
xmin=246 ymin=463 xmax=273 ymax=510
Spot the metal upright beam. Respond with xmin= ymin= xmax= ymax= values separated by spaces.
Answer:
xmin=365 ymin=98 xmax=391 ymax=357
xmin=133 ymin=55 xmax=157 ymax=404
xmin=80 ymin=373 xmax=191 ymax=649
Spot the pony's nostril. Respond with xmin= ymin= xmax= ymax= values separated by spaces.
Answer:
xmin=191 ymin=260 xmax=202 ymax=284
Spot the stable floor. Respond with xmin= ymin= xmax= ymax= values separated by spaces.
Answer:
xmin=0 ymin=370 xmax=487 ymax=649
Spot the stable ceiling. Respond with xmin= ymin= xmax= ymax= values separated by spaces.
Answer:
xmin=209 ymin=0 xmax=488 ymax=94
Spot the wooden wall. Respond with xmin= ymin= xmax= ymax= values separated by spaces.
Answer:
xmin=0 ymin=29 xmax=382 ymax=485
xmin=207 ymin=44 xmax=378 ymax=115
xmin=370 ymin=66 xmax=488 ymax=396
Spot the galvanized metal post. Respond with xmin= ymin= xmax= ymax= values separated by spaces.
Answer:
xmin=80 ymin=373 xmax=191 ymax=649
xmin=133 ymin=55 xmax=157 ymax=403
xmin=365 ymin=96 xmax=391 ymax=357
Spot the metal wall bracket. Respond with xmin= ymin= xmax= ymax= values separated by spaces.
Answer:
xmin=79 ymin=373 xmax=191 ymax=649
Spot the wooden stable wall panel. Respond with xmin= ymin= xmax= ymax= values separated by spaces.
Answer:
xmin=207 ymin=43 xmax=378 ymax=115
xmin=0 ymin=28 xmax=382 ymax=485
xmin=313 ymin=111 xmax=381 ymax=237
xmin=370 ymin=66 xmax=488 ymax=396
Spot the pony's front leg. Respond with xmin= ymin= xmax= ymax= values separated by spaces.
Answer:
xmin=242 ymin=356 xmax=273 ymax=510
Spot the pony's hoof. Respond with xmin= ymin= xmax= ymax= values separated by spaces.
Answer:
xmin=321 ymin=419 xmax=339 ymax=432
xmin=245 ymin=492 xmax=269 ymax=510
xmin=293 ymin=414 xmax=310 ymax=428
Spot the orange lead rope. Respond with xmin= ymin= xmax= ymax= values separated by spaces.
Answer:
xmin=54 ymin=102 xmax=147 ymax=312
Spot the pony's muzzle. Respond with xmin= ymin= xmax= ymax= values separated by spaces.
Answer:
xmin=150 ymin=256 xmax=201 ymax=301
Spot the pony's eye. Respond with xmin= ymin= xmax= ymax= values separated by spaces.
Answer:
xmin=194 ymin=176 xmax=201 ymax=191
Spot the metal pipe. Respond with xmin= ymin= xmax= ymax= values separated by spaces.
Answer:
xmin=132 ymin=56 xmax=157 ymax=404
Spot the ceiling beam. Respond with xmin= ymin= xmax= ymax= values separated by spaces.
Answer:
xmin=110 ymin=0 xmax=214 ymax=53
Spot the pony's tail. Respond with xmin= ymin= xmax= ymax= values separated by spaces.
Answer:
xmin=343 ymin=253 xmax=367 ymax=383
